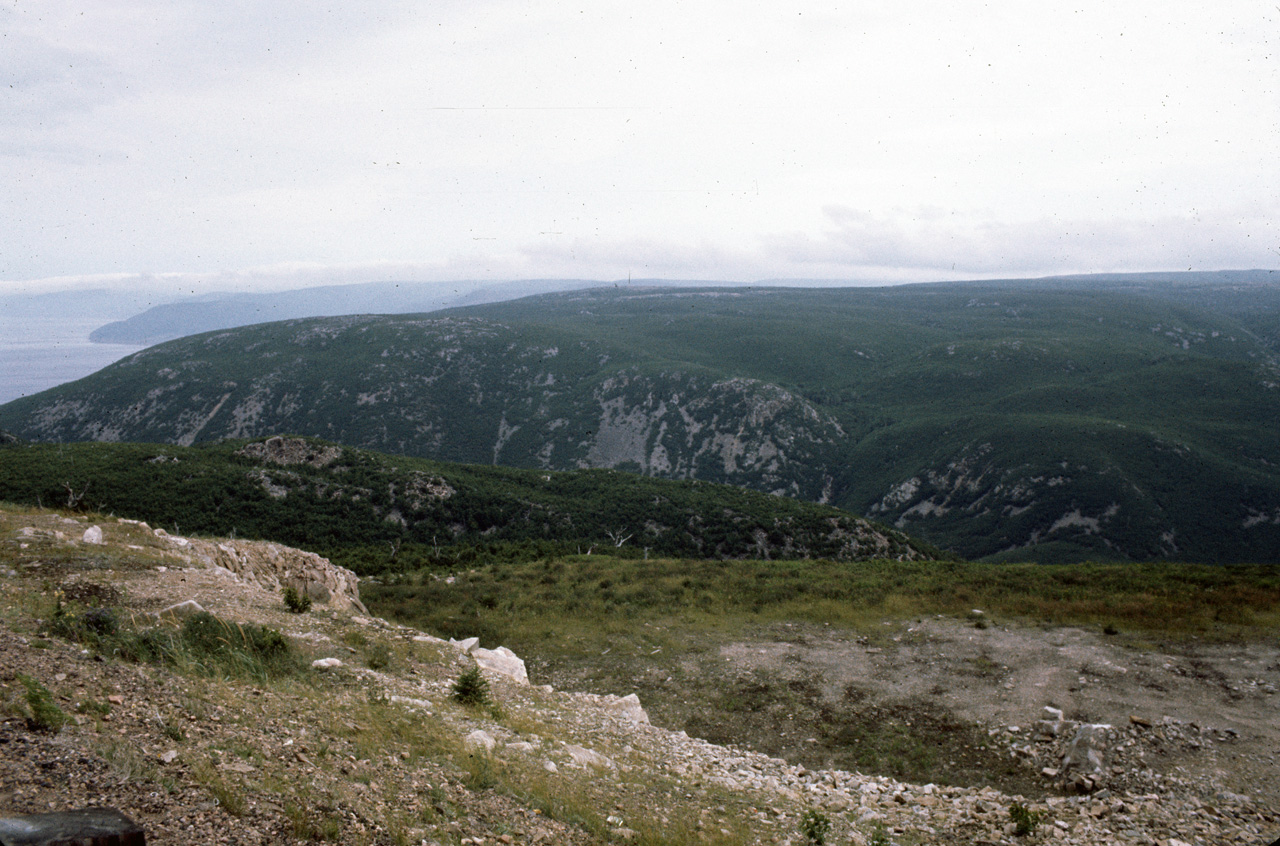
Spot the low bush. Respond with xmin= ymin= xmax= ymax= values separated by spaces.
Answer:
xmin=451 ymin=667 xmax=490 ymax=707
xmin=282 ymin=585 xmax=312 ymax=614
xmin=1009 ymin=801 xmax=1043 ymax=836
xmin=19 ymin=674 xmax=67 ymax=733
xmin=799 ymin=809 xmax=831 ymax=846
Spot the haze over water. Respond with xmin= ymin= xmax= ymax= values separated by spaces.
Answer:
xmin=0 ymin=315 xmax=143 ymax=405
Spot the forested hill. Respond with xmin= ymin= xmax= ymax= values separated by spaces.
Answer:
xmin=3 ymin=272 xmax=1279 ymax=562
xmin=0 ymin=437 xmax=939 ymax=570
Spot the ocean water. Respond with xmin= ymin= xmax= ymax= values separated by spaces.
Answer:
xmin=0 ymin=315 xmax=145 ymax=406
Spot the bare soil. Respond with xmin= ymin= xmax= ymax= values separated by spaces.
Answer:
xmin=539 ymin=615 xmax=1280 ymax=807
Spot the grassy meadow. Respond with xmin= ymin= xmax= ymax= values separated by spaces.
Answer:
xmin=365 ymin=555 xmax=1280 ymax=655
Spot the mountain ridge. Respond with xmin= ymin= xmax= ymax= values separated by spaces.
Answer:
xmin=5 ymin=274 xmax=1280 ymax=562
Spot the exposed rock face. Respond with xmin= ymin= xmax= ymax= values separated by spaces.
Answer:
xmin=867 ymin=437 xmax=1183 ymax=561
xmin=155 ymin=530 xmax=367 ymax=613
xmin=572 ymin=372 xmax=845 ymax=501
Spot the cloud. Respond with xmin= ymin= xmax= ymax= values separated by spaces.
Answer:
xmin=2 ymin=1 xmax=1277 ymax=286
xmin=761 ymin=206 xmax=1280 ymax=276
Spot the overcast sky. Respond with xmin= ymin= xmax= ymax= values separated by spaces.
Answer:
xmin=3 ymin=0 xmax=1277 ymax=297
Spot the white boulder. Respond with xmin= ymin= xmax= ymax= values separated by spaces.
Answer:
xmin=464 ymin=730 xmax=497 ymax=753
xmin=472 ymin=646 xmax=529 ymax=684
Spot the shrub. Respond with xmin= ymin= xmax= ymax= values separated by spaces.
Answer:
xmin=799 ymin=809 xmax=831 ymax=846
xmin=282 ymin=585 xmax=312 ymax=614
xmin=365 ymin=642 xmax=392 ymax=671
xmin=82 ymin=607 xmax=119 ymax=636
xmin=1009 ymin=801 xmax=1043 ymax=837
xmin=19 ymin=675 xmax=67 ymax=733
xmin=50 ymin=603 xmax=118 ymax=644
xmin=451 ymin=667 xmax=490 ymax=707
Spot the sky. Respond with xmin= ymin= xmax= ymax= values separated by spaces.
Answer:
xmin=3 ymin=0 xmax=1278 ymax=297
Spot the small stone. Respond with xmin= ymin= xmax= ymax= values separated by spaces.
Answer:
xmin=107 ymin=695 xmax=124 ymax=705
xmin=158 ymin=750 xmax=179 ymax=764
xmin=82 ymin=526 xmax=104 ymax=544
xmin=311 ymin=658 xmax=343 ymax=670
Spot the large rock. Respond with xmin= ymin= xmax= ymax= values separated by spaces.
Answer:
xmin=472 ymin=646 xmax=529 ymax=684
xmin=0 ymin=807 xmax=145 ymax=845
xmin=465 ymin=730 xmax=497 ymax=753
xmin=602 ymin=693 xmax=649 ymax=725
xmin=155 ymin=599 xmax=206 ymax=621
xmin=1062 ymin=723 xmax=1113 ymax=775
xmin=565 ymin=744 xmax=616 ymax=770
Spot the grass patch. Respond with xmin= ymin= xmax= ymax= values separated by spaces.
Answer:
xmin=191 ymin=756 xmax=248 ymax=816
xmin=49 ymin=599 xmax=304 ymax=683
xmin=18 ymin=674 xmax=67 ymax=733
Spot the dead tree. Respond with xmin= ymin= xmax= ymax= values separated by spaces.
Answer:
xmin=605 ymin=529 xmax=633 ymax=548
xmin=62 ymin=482 xmax=90 ymax=511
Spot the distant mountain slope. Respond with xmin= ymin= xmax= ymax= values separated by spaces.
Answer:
xmin=0 ymin=437 xmax=937 ymax=565
xmin=86 ymin=278 xmax=651 ymax=345
xmin=5 ymin=272 xmax=1280 ymax=563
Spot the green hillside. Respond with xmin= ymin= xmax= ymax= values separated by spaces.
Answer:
xmin=0 ymin=436 xmax=938 ymax=570
xmin=3 ymin=273 xmax=1279 ymax=562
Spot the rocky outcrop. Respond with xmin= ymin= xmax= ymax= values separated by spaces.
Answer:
xmin=154 ymin=529 xmax=367 ymax=613
xmin=235 ymin=436 xmax=341 ymax=467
